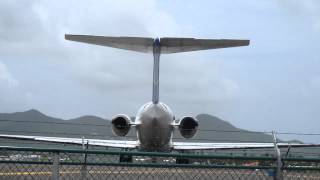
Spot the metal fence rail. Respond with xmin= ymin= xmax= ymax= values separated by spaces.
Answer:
xmin=0 ymin=146 xmax=319 ymax=180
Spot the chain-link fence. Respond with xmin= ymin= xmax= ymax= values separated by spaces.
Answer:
xmin=0 ymin=146 xmax=319 ymax=180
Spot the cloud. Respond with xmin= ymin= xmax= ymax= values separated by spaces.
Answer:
xmin=0 ymin=61 xmax=19 ymax=88
xmin=0 ymin=61 xmax=30 ymax=112
xmin=0 ymin=0 xmax=189 ymax=117
xmin=277 ymin=0 xmax=320 ymax=32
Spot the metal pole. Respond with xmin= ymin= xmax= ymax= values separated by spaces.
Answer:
xmin=272 ymin=131 xmax=282 ymax=180
xmin=81 ymin=140 xmax=88 ymax=180
xmin=52 ymin=152 xmax=59 ymax=180
xmin=281 ymin=145 xmax=291 ymax=168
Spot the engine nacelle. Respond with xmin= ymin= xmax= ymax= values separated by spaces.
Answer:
xmin=179 ymin=116 xmax=198 ymax=139
xmin=111 ymin=114 xmax=131 ymax=136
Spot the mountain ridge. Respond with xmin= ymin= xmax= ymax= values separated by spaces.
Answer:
xmin=0 ymin=109 xmax=281 ymax=142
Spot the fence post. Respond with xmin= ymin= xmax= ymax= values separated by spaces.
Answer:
xmin=52 ymin=152 xmax=59 ymax=180
xmin=272 ymin=131 xmax=282 ymax=180
xmin=81 ymin=139 xmax=88 ymax=180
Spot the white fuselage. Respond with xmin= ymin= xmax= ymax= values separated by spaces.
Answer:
xmin=135 ymin=102 xmax=174 ymax=152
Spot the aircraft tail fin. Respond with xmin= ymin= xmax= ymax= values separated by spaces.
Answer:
xmin=65 ymin=34 xmax=249 ymax=105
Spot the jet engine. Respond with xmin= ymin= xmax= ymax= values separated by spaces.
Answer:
xmin=111 ymin=114 xmax=131 ymax=136
xmin=178 ymin=116 xmax=198 ymax=139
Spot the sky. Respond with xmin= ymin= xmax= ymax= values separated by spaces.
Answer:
xmin=0 ymin=0 xmax=319 ymax=142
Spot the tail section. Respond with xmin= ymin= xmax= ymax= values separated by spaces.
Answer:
xmin=65 ymin=35 xmax=250 ymax=104
xmin=65 ymin=35 xmax=249 ymax=54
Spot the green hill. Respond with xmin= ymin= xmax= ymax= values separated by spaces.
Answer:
xmin=0 ymin=109 xmax=277 ymax=142
xmin=0 ymin=109 xmax=318 ymax=157
xmin=0 ymin=109 xmax=279 ymax=148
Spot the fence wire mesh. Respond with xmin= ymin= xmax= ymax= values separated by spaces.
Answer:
xmin=0 ymin=147 xmax=319 ymax=180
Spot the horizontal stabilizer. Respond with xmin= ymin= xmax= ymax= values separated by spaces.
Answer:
xmin=65 ymin=34 xmax=249 ymax=54
xmin=160 ymin=38 xmax=249 ymax=54
xmin=65 ymin=34 xmax=154 ymax=53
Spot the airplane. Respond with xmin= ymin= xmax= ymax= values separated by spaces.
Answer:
xmin=0 ymin=35 xmax=319 ymax=155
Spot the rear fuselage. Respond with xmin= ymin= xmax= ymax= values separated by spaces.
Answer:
xmin=135 ymin=102 xmax=174 ymax=152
